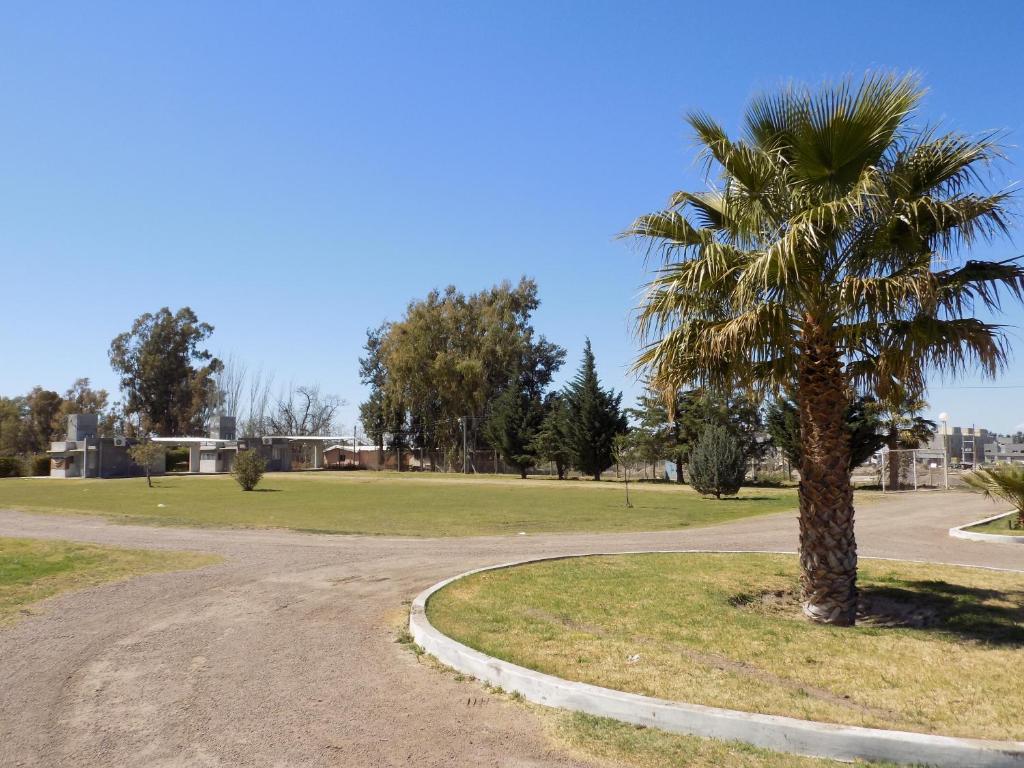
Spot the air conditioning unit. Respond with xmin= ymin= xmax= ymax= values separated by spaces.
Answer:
xmin=113 ymin=436 xmax=126 ymax=447
xmin=262 ymin=437 xmax=273 ymax=446
xmin=236 ymin=440 xmax=248 ymax=450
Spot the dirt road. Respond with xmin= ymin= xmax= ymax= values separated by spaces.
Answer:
xmin=1 ymin=492 xmax=1020 ymax=767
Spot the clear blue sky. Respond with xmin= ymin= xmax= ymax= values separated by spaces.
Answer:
xmin=2 ymin=2 xmax=1022 ymax=433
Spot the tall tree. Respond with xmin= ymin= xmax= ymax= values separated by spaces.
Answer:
xmin=565 ymin=340 xmax=627 ymax=481
xmin=766 ymin=396 xmax=885 ymax=471
xmin=109 ymin=307 xmax=222 ymax=436
xmin=0 ymin=397 xmax=28 ymax=456
xmin=531 ymin=393 xmax=573 ymax=479
xmin=267 ymin=384 xmax=343 ymax=436
xmin=57 ymin=378 xmax=109 ymax=428
xmin=629 ymin=73 xmax=1024 ymax=624
xmin=483 ymin=385 xmax=542 ymax=478
xmin=363 ymin=279 xmax=565 ymax=468
xmin=25 ymin=387 xmax=63 ymax=452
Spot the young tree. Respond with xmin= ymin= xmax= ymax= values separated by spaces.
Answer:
xmin=233 ymin=449 xmax=266 ymax=491
xmin=565 ymin=340 xmax=627 ymax=481
xmin=688 ymin=424 xmax=746 ymax=499
xmin=629 ymin=73 xmax=1024 ymax=624
xmin=483 ymin=386 xmax=542 ymax=478
xmin=531 ymin=393 xmax=573 ymax=479
xmin=127 ymin=441 xmax=166 ymax=488
xmin=612 ymin=433 xmax=639 ymax=508
xmin=109 ymin=307 xmax=222 ymax=436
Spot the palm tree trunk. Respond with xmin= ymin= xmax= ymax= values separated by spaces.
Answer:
xmin=796 ymin=324 xmax=857 ymax=626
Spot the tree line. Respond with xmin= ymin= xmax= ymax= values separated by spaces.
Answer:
xmin=358 ymin=278 xmax=630 ymax=479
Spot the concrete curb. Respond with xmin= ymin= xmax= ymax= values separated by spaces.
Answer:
xmin=410 ymin=550 xmax=1024 ymax=768
xmin=950 ymin=511 xmax=1024 ymax=544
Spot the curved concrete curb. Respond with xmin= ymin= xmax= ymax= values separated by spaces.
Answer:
xmin=950 ymin=511 xmax=1024 ymax=544
xmin=410 ymin=551 xmax=1024 ymax=768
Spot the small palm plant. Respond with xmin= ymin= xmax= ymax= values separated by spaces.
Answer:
xmin=964 ymin=465 xmax=1024 ymax=528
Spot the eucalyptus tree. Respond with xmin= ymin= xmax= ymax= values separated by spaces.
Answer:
xmin=628 ymin=73 xmax=1023 ymax=625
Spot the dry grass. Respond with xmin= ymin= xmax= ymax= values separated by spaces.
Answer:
xmin=428 ymin=553 xmax=1024 ymax=740
xmin=545 ymin=711 xmax=900 ymax=768
xmin=0 ymin=536 xmax=219 ymax=624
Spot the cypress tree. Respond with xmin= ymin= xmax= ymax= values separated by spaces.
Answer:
xmin=565 ymin=340 xmax=626 ymax=481
xmin=688 ymin=424 xmax=746 ymax=499
xmin=483 ymin=386 xmax=542 ymax=479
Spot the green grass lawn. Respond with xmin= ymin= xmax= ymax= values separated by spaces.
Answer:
xmin=0 ymin=472 xmax=802 ymax=536
xmin=0 ymin=536 xmax=219 ymax=624
xmin=966 ymin=511 xmax=1024 ymax=536
xmin=429 ymin=552 xmax=1024 ymax=740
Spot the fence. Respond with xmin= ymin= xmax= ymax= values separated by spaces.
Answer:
xmin=872 ymin=448 xmax=949 ymax=491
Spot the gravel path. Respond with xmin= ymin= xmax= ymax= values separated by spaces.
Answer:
xmin=1 ymin=491 xmax=1021 ymax=767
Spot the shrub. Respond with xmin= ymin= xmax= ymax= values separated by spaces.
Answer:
xmin=165 ymin=447 xmax=190 ymax=472
xmin=233 ymin=449 xmax=266 ymax=491
xmin=688 ymin=424 xmax=746 ymax=498
xmin=0 ymin=456 xmax=22 ymax=478
xmin=27 ymin=454 xmax=51 ymax=476
xmin=964 ymin=464 xmax=1024 ymax=528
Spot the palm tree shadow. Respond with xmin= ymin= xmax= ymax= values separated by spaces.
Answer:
xmin=859 ymin=580 xmax=1024 ymax=647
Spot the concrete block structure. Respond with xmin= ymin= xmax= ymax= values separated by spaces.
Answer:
xmin=48 ymin=414 xmax=163 ymax=479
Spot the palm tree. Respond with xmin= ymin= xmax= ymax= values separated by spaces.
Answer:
xmin=964 ymin=465 xmax=1024 ymax=528
xmin=627 ymin=73 xmax=1023 ymax=625
xmin=873 ymin=389 xmax=936 ymax=490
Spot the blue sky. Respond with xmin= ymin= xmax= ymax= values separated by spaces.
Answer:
xmin=1 ymin=2 xmax=1022 ymax=433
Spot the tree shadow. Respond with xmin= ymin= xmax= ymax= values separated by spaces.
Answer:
xmin=251 ymin=488 xmax=283 ymax=493
xmin=858 ymin=580 xmax=1024 ymax=647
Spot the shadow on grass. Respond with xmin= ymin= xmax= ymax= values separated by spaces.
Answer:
xmin=711 ymin=496 xmax=779 ymax=502
xmin=859 ymin=580 xmax=1024 ymax=647
xmin=250 ymin=488 xmax=283 ymax=493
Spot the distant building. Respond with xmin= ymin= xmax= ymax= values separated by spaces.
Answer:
xmin=927 ymin=425 xmax=1024 ymax=467
xmin=982 ymin=435 xmax=1024 ymax=465
xmin=928 ymin=425 xmax=993 ymax=467
xmin=49 ymin=413 xmax=360 ymax=478
xmin=48 ymin=414 xmax=162 ymax=478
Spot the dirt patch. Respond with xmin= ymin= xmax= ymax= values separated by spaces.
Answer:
xmin=731 ymin=587 xmax=957 ymax=630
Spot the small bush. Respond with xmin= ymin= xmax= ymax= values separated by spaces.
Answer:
xmin=27 ymin=454 xmax=51 ymax=476
xmin=0 ymin=456 xmax=22 ymax=478
xmin=233 ymin=449 xmax=266 ymax=491
xmin=688 ymin=424 xmax=746 ymax=498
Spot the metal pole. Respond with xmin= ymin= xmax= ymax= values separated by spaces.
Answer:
xmin=912 ymin=450 xmax=918 ymax=491
xmin=942 ymin=419 xmax=950 ymax=490
xmin=880 ymin=452 xmax=886 ymax=492
xmin=462 ymin=418 xmax=468 ymax=474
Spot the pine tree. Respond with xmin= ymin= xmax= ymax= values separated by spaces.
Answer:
xmin=483 ymin=386 xmax=542 ymax=479
xmin=532 ymin=393 xmax=573 ymax=479
xmin=688 ymin=424 xmax=745 ymax=499
xmin=564 ymin=340 xmax=626 ymax=481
